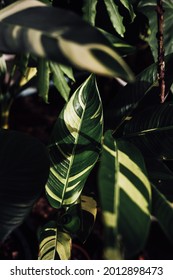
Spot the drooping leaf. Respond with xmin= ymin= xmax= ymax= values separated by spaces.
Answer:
xmin=103 ymin=0 xmax=125 ymax=37
xmin=98 ymin=130 xmax=151 ymax=259
xmin=59 ymin=64 xmax=75 ymax=82
xmin=61 ymin=194 xmax=97 ymax=242
xmin=19 ymin=67 xmax=37 ymax=87
xmin=123 ymin=102 xmax=173 ymax=160
xmin=0 ymin=0 xmax=134 ymax=81
xmin=16 ymin=53 xmax=29 ymax=76
xmin=37 ymin=58 xmax=50 ymax=103
xmin=109 ymin=53 xmax=173 ymax=130
xmin=49 ymin=62 xmax=71 ymax=102
xmin=80 ymin=194 xmax=97 ymax=242
xmin=46 ymin=75 xmax=103 ymax=208
xmin=120 ymin=0 xmax=136 ymax=22
xmin=0 ymin=130 xmax=50 ymax=242
xmin=82 ymin=0 xmax=98 ymax=26
xmin=152 ymin=185 xmax=173 ymax=244
xmin=138 ymin=0 xmax=173 ymax=61
xmin=38 ymin=221 xmax=71 ymax=260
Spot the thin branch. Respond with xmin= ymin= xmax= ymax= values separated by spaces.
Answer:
xmin=156 ymin=0 xmax=166 ymax=103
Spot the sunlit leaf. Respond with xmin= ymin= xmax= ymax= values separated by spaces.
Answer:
xmin=82 ymin=0 xmax=98 ymax=26
xmin=61 ymin=194 xmax=97 ymax=242
xmin=59 ymin=64 xmax=75 ymax=82
xmin=98 ymin=130 xmax=151 ymax=259
xmin=39 ymin=221 xmax=71 ymax=260
xmin=19 ymin=67 xmax=37 ymax=87
xmin=80 ymin=194 xmax=97 ymax=242
xmin=103 ymin=0 xmax=125 ymax=37
xmin=46 ymin=75 xmax=103 ymax=208
xmin=0 ymin=0 xmax=134 ymax=81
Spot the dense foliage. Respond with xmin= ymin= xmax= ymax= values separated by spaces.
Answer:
xmin=0 ymin=0 xmax=173 ymax=260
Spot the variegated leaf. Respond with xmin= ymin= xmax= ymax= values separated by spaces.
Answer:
xmin=46 ymin=75 xmax=103 ymax=208
xmin=98 ymin=130 xmax=151 ymax=259
xmin=39 ymin=221 xmax=71 ymax=260
xmin=61 ymin=194 xmax=97 ymax=242
xmin=0 ymin=0 xmax=134 ymax=81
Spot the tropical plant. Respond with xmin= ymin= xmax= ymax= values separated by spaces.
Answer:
xmin=0 ymin=0 xmax=173 ymax=260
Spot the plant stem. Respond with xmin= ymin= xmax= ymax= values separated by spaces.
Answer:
xmin=156 ymin=0 xmax=166 ymax=103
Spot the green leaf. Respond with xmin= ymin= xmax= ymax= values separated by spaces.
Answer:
xmin=98 ymin=131 xmax=151 ymax=259
xmin=79 ymin=194 xmax=97 ymax=242
xmin=49 ymin=62 xmax=71 ymax=102
xmin=138 ymin=0 xmax=173 ymax=61
xmin=120 ymin=0 xmax=136 ymax=22
xmin=62 ymin=194 xmax=97 ymax=242
xmin=39 ymin=221 xmax=71 ymax=260
xmin=82 ymin=0 xmax=98 ymax=26
xmin=46 ymin=75 xmax=103 ymax=208
xmin=37 ymin=58 xmax=50 ymax=103
xmin=112 ymin=54 xmax=173 ymax=129
xmin=59 ymin=64 xmax=75 ymax=82
xmin=16 ymin=53 xmax=29 ymax=76
xmin=103 ymin=0 xmax=125 ymax=37
xmin=152 ymin=185 xmax=173 ymax=244
xmin=0 ymin=130 xmax=50 ymax=242
xmin=123 ymin=102 xmax=173 ymax=160
xmin=0 ymin=0 xmax=134 ymax=81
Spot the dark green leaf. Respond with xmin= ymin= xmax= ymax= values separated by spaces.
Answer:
xmin=103 ymin=0 xmax=125 ymax=37
xmin=16 ymin=53 xmax=29 ymax=76
xmin=111 ymin=54 xmax=173 ymax=129
xmin=37 ymin=58 xmax=50 ymax=103
xmin=49 ymin=62 xmax=71 ymax=102
xmin=98 ymin=131 xmax=151 ymax=259
xmin=120 ymin=0 xmax=136 ymax=22
xmin=82 ymin=0 xmax=98 ymax=26
xmin=62 ymin=194 xmax=97 ymax=242
xmin=138 ymin=0 xmax=173 ymax=61
xmin=46 ymin=75 xmax=103 ymax=208
xmin=0 ymin=0 xmax=134 ymax=81
xmin=123 ymin=102 xmax=173 ymax=160
xmin=59 ymin=64 xmax=75 ymax=82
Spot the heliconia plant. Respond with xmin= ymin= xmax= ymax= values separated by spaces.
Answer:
xmin=0 ymin=0 xmax=173 ymax=260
